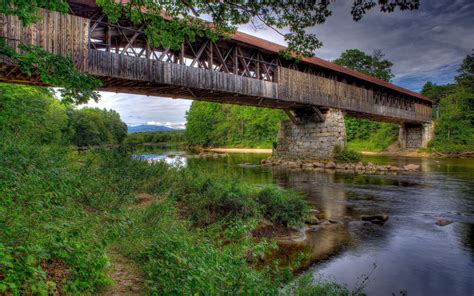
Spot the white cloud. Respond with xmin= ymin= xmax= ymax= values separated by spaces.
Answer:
xmin=146 ymin=121 xmax=162 ymax=126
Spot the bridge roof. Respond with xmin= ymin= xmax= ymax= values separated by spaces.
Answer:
xmin=232 ymin=32 xmax=431 ymax=103
xmin=70 ymin=0 xmax=430 ymax=103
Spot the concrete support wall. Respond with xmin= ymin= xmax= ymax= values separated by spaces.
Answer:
xmin=273 ymin=109 xmax=346 ymax=160
xmin=398 ymin=121 xmax=435 ymax=149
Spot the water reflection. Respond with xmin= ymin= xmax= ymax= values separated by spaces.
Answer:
xmin=134 ymin=148 xmax=474 ymax=295
xmin=133 ymin=151 xmax=188 ymax=167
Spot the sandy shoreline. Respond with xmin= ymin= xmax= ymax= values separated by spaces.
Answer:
xmin=359 ymin=150 xmax=431 ymax=158
xmin=204 ymin=147 xmax=471 ymax=158
xmin=205 ymin=147 xmax=432 ymax=158
xmin=205 ymin=147 xmax=272 ymax=154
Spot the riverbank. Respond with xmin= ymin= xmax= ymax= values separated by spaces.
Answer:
xmin=2 ymin=141 xmax=365 ymax=295
xmin=359 ymin=150 xmax=431 ymax=158
xmin=359 ymin=149 xmax=474 ymax=158
xmin=204 ymin=147 xmax=272 ymax=153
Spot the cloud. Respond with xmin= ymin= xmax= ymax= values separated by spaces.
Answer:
xmin=305 ymin=0 xmax=474 ymax=91
xmin=81 ymin=91 xmax=192 ymax=127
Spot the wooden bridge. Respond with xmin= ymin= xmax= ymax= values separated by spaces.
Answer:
xmin=0 ymin=1 xmax=432 ymax=125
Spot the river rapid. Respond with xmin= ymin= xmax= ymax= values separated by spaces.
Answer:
xmin=136 ymin=148 xmax=474 ymax=295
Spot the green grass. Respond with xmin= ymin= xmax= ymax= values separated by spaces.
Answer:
xmin=1 ymin=138 xmax=364 ymax=295
xmin=334 ymin=145 xmax=362 ymax=163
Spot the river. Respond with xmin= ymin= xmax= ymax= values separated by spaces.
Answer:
xmin=136 ymin=148 xmax=474 ymax=295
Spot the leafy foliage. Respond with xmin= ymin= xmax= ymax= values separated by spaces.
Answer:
xmin=422 ymin=51 xmax=474 ymax=153
xmin=257 ymin=187 xmax=308 ymax=227
xmin=185 ymin=101 xmax=286 ymax=148
xmin=124 ymin=130 xmax=185 ymax=145
xmin=421 ymin=82 xmax=456 ymax=105
xmin=334 ymin=49 xmax=399 ymax=151
xmin=171 ymin=165 xmax=307 ymax=227
xmin=333 ymin=49 xmax=394 ymax=81
xmin=0 ymin=38 xmax=101 ymax=104
xmin=333 ymin=145 xmax=362 ymax=163
xmin=0 ymin=83 xmax=71 ymax=144
xmin=0 ymin=83 xmax=126 ymax=146
xmin=0 ymin=0 xmax=69 ymax=26
xmin=70 ymin=107 xmax=127 ymax=147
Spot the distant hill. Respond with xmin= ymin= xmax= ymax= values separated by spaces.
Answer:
xmin=127 ymin=125 xmax=176 ymax=134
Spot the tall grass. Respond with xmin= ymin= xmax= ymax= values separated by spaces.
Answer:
xmin=1 ymin=139 xmax=362 ymax=295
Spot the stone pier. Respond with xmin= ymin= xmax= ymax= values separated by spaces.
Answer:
xmin=398 ymin=121 xmax=435 ymax=149
xmin=273 ymin=108 xmax=346 ymax=160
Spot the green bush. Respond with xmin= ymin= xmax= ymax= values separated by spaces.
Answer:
xmin=171 ymin=168 xmax=261 ymax=225
xmin=257 ymin=187 xmax=308 ymax=227
xmin=333 ymin=145 xmax=362 ymax=163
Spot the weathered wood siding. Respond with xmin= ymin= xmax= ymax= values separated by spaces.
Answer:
xmin=277 ymin=67 xmax=432 ymax=122
xmin=0 ymin=8 xmax=431 ymax=123
xmin=87 ymin=49 xmax=278 ymax=99
xmin=0 ymin=10 xmax=89 ymax=70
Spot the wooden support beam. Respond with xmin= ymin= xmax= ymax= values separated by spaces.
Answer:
xmin=190 ymin=40 xmax=208 ymax=67
xmin=122 ymin=24 xmax=145 ymax=56
xmin=208 ymin=42 xmax=213 ymax=70
xmin=311 ymin=106 xmax=326 ymax=122
xmin=213 ymin=42 xmax=229 ymax=72
xmin=284 ymin=109 xmax=299 ymax=125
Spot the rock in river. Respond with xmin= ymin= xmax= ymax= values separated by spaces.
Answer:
xmin=435 ymin=219 xmax=453 ymax=226
xmin=403 ymin=164 xmax=420 ymax=171
xmin=361 ymin=214 xmax=389 ymax=225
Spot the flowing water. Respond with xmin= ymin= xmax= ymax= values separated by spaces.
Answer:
xmin=136 ymin=148 xmax=474 ymax=295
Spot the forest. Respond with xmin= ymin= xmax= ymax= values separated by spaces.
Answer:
xmin=0 ymin=83 xmax=127 ymax=147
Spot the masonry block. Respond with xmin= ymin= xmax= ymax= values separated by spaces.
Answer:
xmin=398 ymin=121 xmax=435 ymax=149
xmin=273 ymin=109 xmax=346 ymax=160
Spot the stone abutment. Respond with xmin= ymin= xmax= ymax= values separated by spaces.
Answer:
xmin=273 ymin=109 xmax=346 ymax=160
xmin=398 ymin=121 xmax=435 ymax=149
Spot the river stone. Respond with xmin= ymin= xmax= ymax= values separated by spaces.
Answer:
xmin=404 ymin=164 xmax=420 ymax=171
xmin=325 ymin=161 xmax=336 ymax=169
xmin=305 ymin=215 xmax=320 ymax=225
xmin=313 ymin=161 xmax=325 ymax=167
xmin=361 ymin=214 xmax=389 ymax=225
xmin=435 ymin=219 xmax=453 ymax=226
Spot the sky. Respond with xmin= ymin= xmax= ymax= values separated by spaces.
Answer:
xmin=82 ymin=0 xmax=474 ymax=128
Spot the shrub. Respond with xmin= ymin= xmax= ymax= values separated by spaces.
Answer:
xmin=333 ymin=145 xmax=362 ymax=163
xmin=171 ymin=168 xmax=261 ymax=225
xmin=257 ymin=187 xmax=308 ymax=227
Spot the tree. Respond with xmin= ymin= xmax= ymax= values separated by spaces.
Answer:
xmin=71 ymin=108 xmax=128 ymax=147
xmin=184 ymin=101 xmax=286 ymax=148
xmin=421 ymin=82 xmax=456 ymax=105
xmin=333 ymin=49 xmax=394 ymax=81
xmin=184 ymin=102 xmax=220 ymax=146
xmin=0 ymin=82 xmax=70 ymax=144
xmin=428 ymin=51 xmax=474 ymax=152
xmin=3 ymin=1 xmax=420 ymax=58
xmin=333 ymin=49 xmax=399 ymax=150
